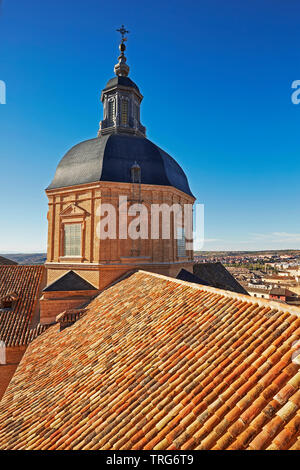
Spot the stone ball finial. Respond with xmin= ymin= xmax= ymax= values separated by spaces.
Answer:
xmin=115 ymin=26 xmax=130 ymax=77
xmin=114 ymin=41 xmax=129 ymax=77
xmin=114 ymin=56 xmax=130 ymax=77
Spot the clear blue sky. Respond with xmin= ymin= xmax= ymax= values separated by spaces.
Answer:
xmin=1 ymin=0 xmax=300 ymax=252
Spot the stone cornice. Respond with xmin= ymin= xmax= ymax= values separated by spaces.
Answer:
xmin=46 ymin=181 xmax=196 ymax=202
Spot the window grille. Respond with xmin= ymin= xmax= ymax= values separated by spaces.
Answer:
xmin=177 ymin=227 xmax=186 ymax=257
xmin=108 ymin=99 xmax=115 ymax=125
xmin=64 ymin=224 xmax=81 ymax=257
xmin=121 ymin=100 xmax=128 ymax=125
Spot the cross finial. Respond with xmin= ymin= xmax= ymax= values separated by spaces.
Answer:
xmin=114 ymin=25 xmax=130 ymax=77
xmin=116 ymin=24 xmax=130 ymax=41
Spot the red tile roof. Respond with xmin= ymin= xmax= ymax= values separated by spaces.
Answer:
xmin=0 ymin=265 xmax=47 ymax=347
xmin=0 ymin=270 xmax=299 ymax=450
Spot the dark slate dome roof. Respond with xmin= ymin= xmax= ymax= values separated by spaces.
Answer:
xmin=47 ymin=134 xmax=193 ymax=197
xmin=103 ymin=76 xmax=140 ymax=92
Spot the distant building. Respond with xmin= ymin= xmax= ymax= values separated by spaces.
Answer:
xmin=288 ymin=285 xmax=300 ymax=296
xmin=247 ymin=286 xmax=270 ymax=299
xmin=247 ymin=280 xmax=267 ymax=289
xmin=269 ymin=287 xmax=298 ymax=303
xmin=287 ymin=267 xmax=300 ymax=277
xmin=262 ymin=274 xmax=296 ymax=286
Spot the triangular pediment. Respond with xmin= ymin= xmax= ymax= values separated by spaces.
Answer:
xmin=43 ymin=271 xmax=97 ymax=292
xmin=60 ymin=204 xmax=89 ymax=218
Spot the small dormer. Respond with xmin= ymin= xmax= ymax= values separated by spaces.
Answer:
xmin=0 ymin=292 xmax=18 ymax=310
xmin=56 ymin=308 xmax=88 ymax=332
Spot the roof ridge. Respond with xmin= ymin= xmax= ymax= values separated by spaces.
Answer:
xmin=0 ymin=265 xmax=44 ymax=268
xmin=136 ymin=270 xmax=300 ymax=316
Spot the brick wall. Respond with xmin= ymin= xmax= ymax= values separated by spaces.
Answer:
xmin=0 ymin=346 xmax=26 ymax=400
xmin=42 ymin=181 xmax=195 ymax=325
xmin=40 ymin=290 xmax=98 ymax=324
xmin=45 ymin=181 xmax=194 ymax=290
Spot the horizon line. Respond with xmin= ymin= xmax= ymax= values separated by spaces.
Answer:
xmin=1 ymin=249 xmax=300 ymax=255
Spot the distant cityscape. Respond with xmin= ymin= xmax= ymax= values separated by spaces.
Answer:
xmin=195 ymin=250 xmax=300 ymax=306
xmin=3 ymin=249 xmax=300 ymax=308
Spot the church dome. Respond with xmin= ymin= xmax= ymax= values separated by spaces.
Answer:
xmin=48 ymin=28 xmax=193 ymax=198
xmin=47 ymin=133 xmax=193 ymax=197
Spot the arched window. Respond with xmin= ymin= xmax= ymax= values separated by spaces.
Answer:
xmin=131 ymin=162 xmax=141 ymax=183
xmin=121 ymin=99 xmax=128 ymax=125
xmin=108 ymin=99 xmax=115 ymax=125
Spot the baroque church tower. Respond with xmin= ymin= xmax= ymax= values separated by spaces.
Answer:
xmin=40 ymin=28 xmax=195 ymax=324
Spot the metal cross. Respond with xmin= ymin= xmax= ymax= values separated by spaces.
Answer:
xmin=116 ymin=25 xmax=130 ymax=41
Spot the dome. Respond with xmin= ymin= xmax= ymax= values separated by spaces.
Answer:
xmin=103 ymin=76 xmax=140 ymax=92
xmin=47 ymin=134 xmax=194 ymax=197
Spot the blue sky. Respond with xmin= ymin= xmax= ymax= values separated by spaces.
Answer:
xmin=0 ymin=0 xmax=300 ymax=252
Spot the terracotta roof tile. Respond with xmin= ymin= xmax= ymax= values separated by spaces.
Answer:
xmin=0 ymin=265 xmax=47 ymax=347
xmin=0 ymin=270 xmax=299 ymax=450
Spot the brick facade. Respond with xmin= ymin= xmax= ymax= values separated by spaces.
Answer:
xmin=41 ymin=180 xmax=195 ymax=323
xmin=40 ymin=290 xmax=99 ymax=325
xmin=0 ymin=346 xmax=26 ymax=400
